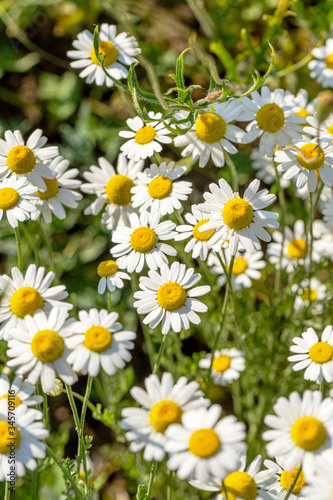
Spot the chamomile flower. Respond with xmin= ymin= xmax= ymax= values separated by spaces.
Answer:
xmin=0 ymin=403 xmax=49 ymax=481
xmin=165 ymin=404 xmax=246 ymax=482
xmin=198 ymin=178 xmax=278 ymax=255
xmin=267 ymin=220 xmax=308 ymax=272
xmin=259 ymin=459 xmax=307 ymax=500
xmin=111 ymin=211 xmax=177 ymax=273
xmin=174 ymin=205 xmax=217 ymax=261
xmin=250 ymin=148 xmax=290 ymax=188
xmin=81 ymin=153 xmax=144 ymax=231
xmin=275 ymin=135 xmax=333 ymax=192
xmin=239 ymin=86 xmax=304 ymax=156
xmin=308 ymin=38 xmax=333 ymax=88
xmin=293 ymin=89 xmax=316 ymax=122
xmin=131 ymin=162 xmax=192 ymax=216
xmin=6 ymin=308 xmax=78 ymax=393
xmin=0 ymin=374 xmax=43 ymax=409
xmin=302 ymin=452 xmax=333 ymax=499
xmin=173 ymin=101 xmax=244 ymax=168
xmin=288 ymin=326 xmax=333 ymax=384
xmin=304 ymin=112 xmax=333 ymax=138
xmin=67 ymin=23 xmax=141 ymax=87
xmin=120 ymin=372 xmax=209 ymax=462
xmin=291 ymin=278 xmax=326 ymax=314
xmin=0 ymin=129 xmax=57 ymax=190
xmin=30 ymin=156 xmax=82 ymax=223
xmin=0 ymin=176 xmax=37 ymax=227
xmin=133 ymin=262 xmax=210 ymax=335
xmin=199 ymin=348 xmax=245 ymax=386
xmin=97 ymin=260 xmax=130 ymax=294
xmin=263 ymin=390 xmax=333 ymax=476
xmin=66 ymin=309 xmax=136 ymax=377
xmin=0 ymin=264 xmax=72 ymax=341
xmin=119 ymin=112 xmax=172 ymax=161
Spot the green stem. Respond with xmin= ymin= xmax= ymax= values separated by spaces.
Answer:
xmin=224 ymin=151 xmax=239 ymax=192
xmin=107 ymin=291 xmax=112 ymax=312
xmin=66 ymin=385 xmax=84 ymax=475
xmin=167 ymin=470 xmax=174 ymax=500
xmin=43 ymin=392 xmax=49 ymax=430
xmin=222 ymin=481 xmax=229 ymax=499
xmin=283 ymin=466 xmax=302 ymax=500
xmin=320 ymin=380 xmax=325 ymax=394
xmin=80 ymin=376 xmax=93 ymax=488
xmin=153 ymin=333 xmax=168 ymax=374
xmin=153 ymin=151 xmax=163 ymax=165
xmin=307 ymin=192 xmax=314 ymax=299
xmin=31 ymin=468 xmax=39 ymax=500
xmin=39 ymin=221 xmax=60 ymax=285
xmin=46 ymin=446 xmax=86 ymax=500
xmin=274 ymin=167 xmax=287 ymax=295
xmin=14 ymin=227 xmax=23 ymax=270
xmin=147 ymin=460 xmax=157 ymax=500
xmin=4 ymin=481 xmax=10 ymax=500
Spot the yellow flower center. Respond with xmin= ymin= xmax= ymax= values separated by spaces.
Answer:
xmin=291 ymin=416 xmax=326 ymax=451
xmin=192 ymin=219 xmax=215 ymax=241
xmin=149 ymin=400 xmax=183 ymax=433
xmin=301 ymin=288 xmax=318 ymax=303
xmin=84 ymin=325 xmax=112 ymax=353
xmin=280 ymin=467 xmax=306 ymax=494
xmin=134 ymin=126 xmax=157 ymax=145
xmin=10 ymin=286 xmax=44 ymax=319
xmin=212 ymin=355 xmax=231 ymax=373
xmin=130 ymin=226 xmax=158 ymax=253
xmin=222 ymin=198 xmax=253 ymax=231
xmin=0 ymin=394 xmax=22 ymax=407
xmin=223 ymin=471 xmax=258 ymax=500
xmin=189 ymin=428 xmax=220 ymax=458
xmin=256 ymin=103 xmax=285 ymax=133
xmin=195 ymin=112 xmax=227 ymax=143
xmin=325 ymin=53 xmax=333 ymax=70
xmin=31 ymin=329 xmax=64 ymax=363
xmin=327 ymin=123 xmax=333 ymax=135
xmin=90 ymin=40 xmax=118 ymax=66
xmin=230 ymin=256 xmax=248 ymax=275
xmin=297 ymin=143 xmax=325 ymax=170
xmin=46 ymin=378 xmax=63 ymax=397
xmin=157 ymin=282 xmax=187 ymax=311
xmin=36 ymin=177 xmax=59 ymax=200
xmin=308 ymin=341 xmax=333 ymax=364
xmin=97 ymin=260 xmax=118 ymax=277
xmin=148 ymin=176 xmax=173 ymax=199
xmin=287 ymin=238 xmax=307 ymax=259
xmin=0 ymin=187 xmax=20 ymax=210
xmin=0 ymin=422 xmax=21 ymax=454
xmin=105 ymin=175 xmax=135 ymax=206
xmin=295 ymin=109 xmax=310 ymax=118
xmin=7 ymin=145 xmax=36 ymax=174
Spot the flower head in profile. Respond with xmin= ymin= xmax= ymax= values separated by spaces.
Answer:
xmin=0 ymin=176 xmax=37 ymax=227
xmin=291 ymin=278 xmax=326 ymax=315
xmin=308 ymin=38 xmax=333 ymax=88
xmin=199 ymin=348 xmax=245 ymax=386
xmin=258 ymin=458 xmax=308 ymax=500
xmin=96 ymin=260 xmax=130 ymax=294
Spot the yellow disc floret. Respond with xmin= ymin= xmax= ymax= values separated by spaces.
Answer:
xmin=297 ymin=144 xmax=325 ymax=170
xmin=90 ymin=40 xmax=118 ymax=66
xmin=7 ymin=145 xmax=36 ymax=174
xmin=0 ymin=394 xmax=22 ymax=407
xmin=148 ymin=176 xmax=173 ymax=199
xmin=192 ymin=219 xmax=215 ymax=241
xmin=46 ymin=378 xmax=63 ymax=397
xmin=135 ymin=126 xmax=156 ymax=145
xmin=231 ymin=256 xmax=248 ymax=275
xmin=280 ymin=467 xmax=306 ymax=494
xmin=195 ymin=112 xmax=227 ymax=143
xmin=291 ymin=416 xmax=326 ymax=451
xmin=10 ymin=286 xmax=44 ymax=319
xmin=256 ymin=103 xmax=285 ymax=133
xmin=287 ymin=238 xmax=307 ymax=259
xmin=130 ymin=226 xmax=158 ymax=253
xmin=295 ymin=109 xmax=310 ymax=118
xmin=97 ymin=260 xmax=118 ymax=277
xmin=212 ymin=355 xmax=231 ymax=373
xmin=105 ymin=175 xmax=135 ymax=205
xmin=36 ymin=177 xmax=59 ymax=200
xmin=223 ymin=471 xmax=258 ymax=500
xmin=31 ymin=329 xmax=64 ymax=363
xmin=84 ymin=325 xmax=112 ymax=353
xmin=149 ymin=400 xmax=183 ymax=433
xmin=189 ymin=428 xmax=220 ymax=458
xmin=157 ymin=282 xmax=187 ymax=311
xmin=301 ymin=288 xmax=318 ymax=303
xmin=309 ymin=342 xmax=333 ymax=364
xmin=222 ymin=198 xmax=253 ymax=231
xmin=0 ymin=188 xmax=20 ymax=210
xmin=326 ymin=53 xmax=333 ymax=70
xmin=0 ymin=422 xmax=21 ymax=454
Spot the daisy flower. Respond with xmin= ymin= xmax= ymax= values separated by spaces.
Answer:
xmin=302 ymin=452 xmax=333 ymax=499
xmin=97 ymin=260 xmax=130 ymax=294
xmin=6 ymin=308 xmax=78 ymax=393
xmin=275 ymin=135 xmax=333 ymax=192
xmin=81 ymin=153 xmax=144 ymax=231
xmin=164 ymin=404 xmax=246 ymax=482
xmin=291 ymin=278 xmax=326 ymax=314
xmin=67 ymin=23 xmax=141 ymax=87
xmin=0 ymin=264 xmax=72 ymax=340
xmin=0 ymin=176 xmax=37 ymax=227
xmin=308 ymin=38 xmax=333 ymax=88
xmin=292 ymin=89 xmax=316 ymax=122
xmin=133 ymin=262 xmax=210 ymax=335
xmin=258 ymin=459 xmax=307 ymax=500
xmin=250 ymin=148 xmax=290 ymax=188
xmin=263 ymin=390 xmax=333 ymax=476
xmin=174 ymin=205 xmax=217 ymax=261
xmin=30 ymin=155 xmax=82 ymax=223
xmin=208 ymin=246 xmax=266 ymax=290
xmin=66 ymin=309 xmax=136 ymax=377
xmin=0 ymin=129 xmax=57 ymax=190
xmin=111 ymin=211 xmax=176 ymax=273
xmin=239 ymin=86 xmax=304 ymax=156
xmin=120 ymin=372 xmax=209 ymax=462
xmin=173 ymin=101 xmax=244 ymax=168
xmin=304 ymin=112 xmax=333 ymax=138
xmin=131 ymin=161 xmax=192 ymax=216
xmin=198 ymin=178 xmax=279 ymax=255
xmin=288 ymin=326 xmax=333 ymax=384
xmin=119 ymin=112 xmax=172 ymax=161
xmin=0 ymin=374 xmax=43 ymax=409
xmin=199 ymin=348 xmax=245 ymax=386
xmin=0 ymin=403 xmax=49 ymax=481
xmin=46 ymin=378 xmax=63 ymax=397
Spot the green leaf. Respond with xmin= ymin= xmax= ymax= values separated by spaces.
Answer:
xmin=93 ymin=25 xmax=100 ymax=63
xmin=136 ymin=484 xmax=148 ymax=500
xmin=209 ymin=75 xmax=217 ymax=93
xmin=175 ymin=47 xmax=191 ymax=90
